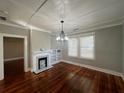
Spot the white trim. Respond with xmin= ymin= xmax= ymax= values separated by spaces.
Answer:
xmin=61 ymin=60 xmax=123 ymax=77
xmin=26 ymin=68 xmax=31 ymax=72
xmin=51 ymin=60 xmax=61 ymax=65
xmin=121 ymin=73 xmax=124 ymax=81
xmin=52 ymin=22 xmax=123 ymax=36
xmin=0 ymin=21 xmax=51 ymax=33
xmin=122 ymin=75 xmax=124 ymax=81
xmin=68 ymin=22 xmax=122 ymax=35
xmin=0 ymin=20 xmax=28 ymax=30
xmin=0 ymin=34 xmax=4 ymax=80
xmin=2 ymin=33 xmax=26 ymax=38
xmin=0 ymin=33 xmax=28 ymax=80
xmin=4 ymin=57 xmax=24 ymax=62
xmin=1 ymin=16 xmax=124 ymax=35
xmin=23 ymin=36 xmax=28 ymax=72
xmin=0 ymin=76 xmax=4 ymax=80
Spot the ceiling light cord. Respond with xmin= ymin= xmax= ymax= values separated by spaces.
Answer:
xmin=61 ymin=20 xmax=64 ymax=31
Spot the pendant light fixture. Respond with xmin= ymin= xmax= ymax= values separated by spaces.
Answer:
xmin=56 ymin=20 xmax=68 ymax=41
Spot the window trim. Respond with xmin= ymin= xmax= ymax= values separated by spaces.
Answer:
xmin=79 ymin=34 xmax=95 ymax=60
xmin=67 ymin=32 xmax=95 ymax=60
xmin=68 ymin=38 xmax=78 ymax=57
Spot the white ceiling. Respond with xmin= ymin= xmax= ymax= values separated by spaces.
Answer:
xmin=0 ymin=0 xmax=124 ymax=33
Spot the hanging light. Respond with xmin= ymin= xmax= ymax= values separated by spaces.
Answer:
xmin=56 ymin=20 xmax=68 ymax=41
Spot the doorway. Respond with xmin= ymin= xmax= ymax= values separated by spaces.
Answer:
xmin=0 ymin=34 xmax=28 ymax=80
xmin=4 ymin=37 xmax=24 ymax=78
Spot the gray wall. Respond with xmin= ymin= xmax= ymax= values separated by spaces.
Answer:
xmin=1 ymin=24 xmax=123 ymax=73
xmin=31 ymin=30 xmax=51 ymax=52
xmin=51 ymin=35 xmax=63 ymax=49
xmin=51 ymin=36 xmax=58 ymax=49
xmin=0 ymin=24 xmax=52 ymax=68
xmin=0 ymin=24 xmax=30 ymax=67
xmin=4 ymin=37 xmax=24 ymax=60
xmin=30 ymin=30 xmax=51 ymax=68
xmin=62 ymin=25 xmax=123 ymax=72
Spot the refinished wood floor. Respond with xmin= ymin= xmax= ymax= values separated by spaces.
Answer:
xmin=0 ymin=62 xmax=124 ymax=93
xmin=4 ymin=59 xmax=24 ymax=78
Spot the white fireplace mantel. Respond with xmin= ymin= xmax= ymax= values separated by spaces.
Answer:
xmin=32 ymin=51 xmax=52 ymax=74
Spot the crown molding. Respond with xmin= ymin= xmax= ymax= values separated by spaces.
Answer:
xmin=0 ymin=17 xmax=123 ymax=35
xmin=68 ymin=22 xmax=122 ymax=35
xmin=67 ymin=16 xmax=124 ymax=35
xmin=0 ymin=20 xmax=51 ymax=33
xmin=0 ymin=20 xmax=28 ymax=29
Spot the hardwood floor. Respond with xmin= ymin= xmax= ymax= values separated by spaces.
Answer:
xmin=0 ymin=62 xmax=124 ymax=93
xmin=4 ymin=59 xmax=24 ymax=78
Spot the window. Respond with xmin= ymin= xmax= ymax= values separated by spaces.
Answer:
xmin=68 ymin=38 xmax=78 ymax=57
xmin=80 ymin=35 xmax=94 ymax=59
xmin=68 ymin=33 xmax=95 ymax=60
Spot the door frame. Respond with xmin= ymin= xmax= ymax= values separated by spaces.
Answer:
xmin=0 ymin=33 xmax=28 ymax=80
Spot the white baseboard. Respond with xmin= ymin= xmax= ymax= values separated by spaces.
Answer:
xmin=4 ymin=57 xmax=24 ymax=62
xmin=122 ymin=74 xmax=124 ymax=81
xmin=31 ymin=69 xmax=33 ymax=72
xmin=61 ymin=60 xmax=123 ymax=78
xmin=0 ymin=76 xmax=4 ymax=81
xmin=51 ymin=60 xmax=61 ymax=65
xmin=25 ymin=68 xmax=31 ymax=72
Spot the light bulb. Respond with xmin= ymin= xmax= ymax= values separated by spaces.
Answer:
xmin=61 ymin=38 xmax=64 ymax=41
xmin=56 ymin=36 xmax=60 ymax=40
xmin=65 ymin=36 xmax=69 ymax=40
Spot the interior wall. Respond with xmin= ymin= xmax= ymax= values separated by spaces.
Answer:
xmin=30 ymin=30 xmax=51 ymax=68
xmin=51 ymin=36 xmax=58 ymax=49
xmin=4 ymin=37 xmax=24 ymax=60
xmin=0 ymin=24 xmax=52 ymax=68
xmin=51 ymin=35 xmax=63 ymax=49
xmin=31 ymin=30 xmax=51 ymax=52
xmin=0 ymin=24 xmax=30 ymax=67
xmin=61 ymin=25 xmax=123 ymax=73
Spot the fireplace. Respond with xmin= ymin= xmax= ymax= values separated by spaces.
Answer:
xmin=38 ymin=57 xmax=47 ymax=70
xmin=33 ymin=52 xmax=52 ymax=74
